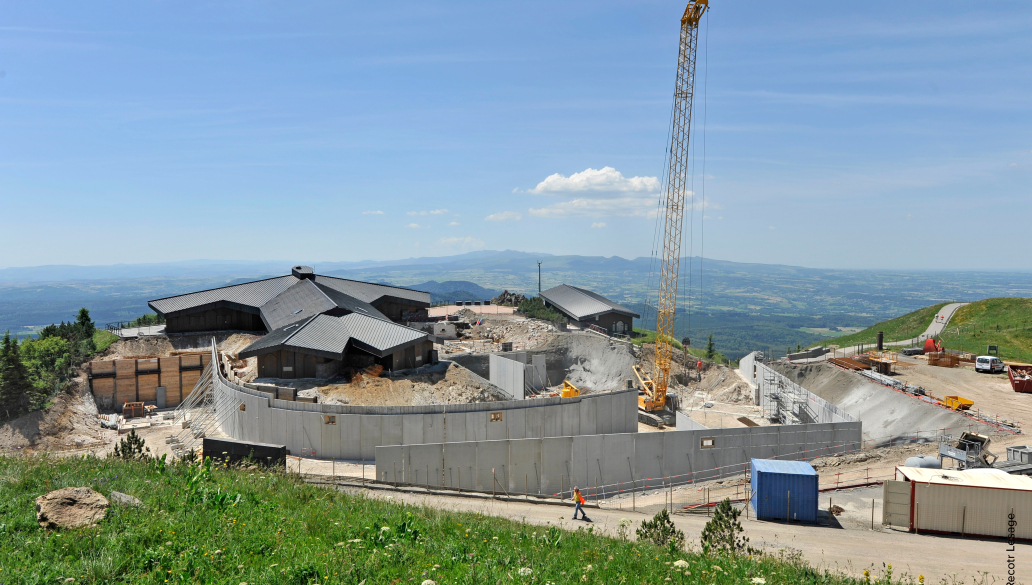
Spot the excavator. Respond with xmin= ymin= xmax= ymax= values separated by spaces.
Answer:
xmin=635 ymin=0 xmax=708 ymax=427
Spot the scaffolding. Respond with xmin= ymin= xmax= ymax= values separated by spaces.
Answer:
xmin=165 ymin=339 xmax=242 ymax=457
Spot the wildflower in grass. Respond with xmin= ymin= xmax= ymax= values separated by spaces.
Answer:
xmin=711 ymin=565 xmax=722 ymax=572
xmin=673 ymin=560 xmax=689 ymax=569
xmin=919 ymin=576 xmax=925 ymax=584
xmin=751 ymin=579 xmax=766 ymax=584
xmin=421 ymin=580 xmax=436 ymax=585
xmin=518 ymin=567 xmax=532 ymax=577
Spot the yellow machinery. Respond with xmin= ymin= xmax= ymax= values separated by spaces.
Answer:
xmin=945 ymin=395 xmax=974 ymax=411
xmin=639 ymin=0 xmax=708 ymax=420
xmin=561 ymin=380 xmax=580 ymax=398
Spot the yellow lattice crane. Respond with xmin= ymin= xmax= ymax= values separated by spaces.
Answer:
xmin=638 ymin=0 xmax=708 ymax=420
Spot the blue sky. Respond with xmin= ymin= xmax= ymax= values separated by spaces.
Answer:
xmin=1 ymin=1 xmax=1030 ymax=270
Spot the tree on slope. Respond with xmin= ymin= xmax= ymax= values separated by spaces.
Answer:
xmin=0 ymin=332 xmax=30 ymax=419
xmin=706 ymin=334 xmax=715 ymax=360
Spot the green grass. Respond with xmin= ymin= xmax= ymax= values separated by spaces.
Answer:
xmin=631 ymin=328 xmax=730 ymax=364
xmin=935 ymin=298 xmax=1032 ymax=363
xmin=0 ymin=454 xmax=877 ymax=585
xmin=93 ymin=330 xmax=119 ymax=353
xmin=808 ymin=303 xmax=950 ymax=349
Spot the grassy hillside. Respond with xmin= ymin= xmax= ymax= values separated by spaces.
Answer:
xmin=0 ymin=455 xmax=868 ymax=585
xmin=808 ymin=302 xmax=950 ymax=349
xmin=632 ymin=327 xmax=730 ymax=364
xmin=936 ymin=298 xmax=1032 ymax=363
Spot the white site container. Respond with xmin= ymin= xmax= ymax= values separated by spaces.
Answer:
xmin=887 ymin=466 xmax=1032 ymax=540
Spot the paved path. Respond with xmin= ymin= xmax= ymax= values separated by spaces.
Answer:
xmin=885 ymin=301 xmax=968 ymax=347
xmin=348 ymin=486 xmax=1012 ymax=582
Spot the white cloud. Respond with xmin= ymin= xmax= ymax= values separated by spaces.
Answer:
xmin=769 ymin=226 xmax=776 ymax=230
xmin=429 ymin=209 xmax=448 ymax=215
xmin=449 ymin=221 xmax=460 ymax=226
xmin=439 ymin=236 xmax=485 ymax=250
xmin=591 ymin=222 xmax=607 ymax=228
xmin=529 ymin=197 xmax=661 ymax=218
xmin=485 ymin=211 xmax=522 ymax=221
xmin=362 ymin=210 xmax=384 ymax=215
xmin=408 ymin=209 xmax=449 ymax=216
xmin=406 ymin=223 xmax=421 ymax=229
xmin=528 ymin=167 xmax=660 ymax=196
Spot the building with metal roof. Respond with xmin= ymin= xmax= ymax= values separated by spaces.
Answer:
xmin=539 ymin=284 xmax=640 ymax=335
xmin=148 ymin=265 xmax=434 ymax=378
xmin=149 ymin=265 xmax=430 ymax=334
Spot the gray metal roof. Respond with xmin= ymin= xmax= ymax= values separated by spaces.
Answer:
xmin=149 ymin=275 xmax=297 ymax=315
xmin=260 ymin=279 xmax=340 ymax=331
xmin=314 ymin=275 xmax=430 ymax=307
xmin=238 ymin=312 xmax=428 ymax=360
xmin=540 ymin=284 xmax=640 ymax=321
xmin=148 ymin=268 xmax=429 ymax=320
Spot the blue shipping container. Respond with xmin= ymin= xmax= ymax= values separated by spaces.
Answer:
xmin=749 ymin=459 xmax=819 ymax=523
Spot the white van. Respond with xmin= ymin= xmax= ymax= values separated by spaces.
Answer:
xmin=975 ymin=356 xmax=1004 ymax=374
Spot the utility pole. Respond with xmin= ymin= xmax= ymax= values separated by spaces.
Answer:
xmin=537 ymin=261 xmax=542 ymax=295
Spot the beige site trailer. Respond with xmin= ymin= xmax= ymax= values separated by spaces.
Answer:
xmin=883 ymin=466 xmax=1032 ymax=541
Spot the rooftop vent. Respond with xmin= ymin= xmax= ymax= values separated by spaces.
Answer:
xmin=292 ymin=265 xmax=315 ymax=280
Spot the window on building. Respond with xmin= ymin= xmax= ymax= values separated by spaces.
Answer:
xmin=324 ymin=415 xmax=336 ymax=425
xmin=700 ymin=437 xmax=715 ymax=448
xmin=490 ymin=412 xmax=503 ymax=422
xmin=239 ymin=403 xmax=246 ymax=412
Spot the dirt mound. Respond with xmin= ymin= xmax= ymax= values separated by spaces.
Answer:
xmin=258 ymin=362 xmax=508 ymax=407
xmin=0 ymin=375 xmax=110 ymax=454
xmin=533 ymin=333 xmax=637 ymax=392
xmin=96 ymin=332 xmax=261 ymax=361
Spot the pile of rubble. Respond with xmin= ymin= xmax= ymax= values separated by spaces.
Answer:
xmin=491 ymin=290 xmax=527 ymax=307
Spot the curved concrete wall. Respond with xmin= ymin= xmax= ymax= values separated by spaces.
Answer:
xmin=213 ymin=373 xmax=637 ymax=461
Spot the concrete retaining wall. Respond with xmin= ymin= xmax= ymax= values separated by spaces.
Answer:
xmin=214 ymin=374 xmax=637 ymax=461
xmin=755 ymin=361 xmax=858 ymax=425
xmin=375 ymin=421 xmax=862 ymax=496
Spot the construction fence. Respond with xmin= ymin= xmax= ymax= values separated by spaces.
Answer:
xmin=213 ymin=373 xmax=638 ymax=461
xmin=373 ymin=421 xmax=862 ymax=500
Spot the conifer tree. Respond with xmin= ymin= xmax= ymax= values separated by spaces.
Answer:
xmin=0 ymin=332 xmax=30 ymax=419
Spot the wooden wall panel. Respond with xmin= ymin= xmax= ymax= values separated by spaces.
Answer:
xmin=181 ymin=354 xmax=201 ymax=369
xmin=91 ymin=377 xmax=115 ymax=400
xmin=90 ymin=361 xmax=115 ymax=375
xmin=115 ymin=378 xmax=137 ymax=407
xmin=115 ymin=359 xmax=136 ymax=378
xmin=181 ymin=370 xmax=202 ymax=399
xmin=137 ymin=373 xmax=159 ymax=403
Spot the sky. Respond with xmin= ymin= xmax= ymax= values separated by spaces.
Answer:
xmin=1 ymin=1 xmax=1030 ymax=270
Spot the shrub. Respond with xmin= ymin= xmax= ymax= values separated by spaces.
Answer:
xmin=113 ymin=429 xmax=150 ymax=460
xmin=701 ymin=498 xmax=752 ymax=555
xmin=636 ymin=509 xmax=685 ymax=551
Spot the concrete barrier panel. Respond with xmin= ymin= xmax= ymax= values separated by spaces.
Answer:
xmin=508 ymin=438 xmax=542 ymax=494
xmin=634 ymin=433 xmax=664 ymax=489
xmin=601 ymin=433 xmax=635 ymax=495
xmin=541 ymin=436 xmax=573 ymax=496
xmin=375 ymin=445 xmax=405 ymax=483
xmin=445 ymin=411 xmax=465 ymax=443
xmin=407 ymin=443 xmax=443 ymax=486
xmin=402 ymin=414 xmax=424 ymax=446
xmin=360 ymin=416 xmax=382 ymax=461
xmin=475 ymin=440 xmax=509 ymax=492
xmin=506 ymin=407 xmax=527 ymax=440
xmin=424 ymin=413 xmax=444 ymax=444
xmin=443 ymin=442 xmax=477 ymax=490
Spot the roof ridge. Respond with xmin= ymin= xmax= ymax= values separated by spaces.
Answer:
xmin=282 ymin=314 xmax=320 ymax=344
xmin=315 ymin=273 xmax=427 ymax=294
xmin=148 ymin=274 xmax=295 ymax=303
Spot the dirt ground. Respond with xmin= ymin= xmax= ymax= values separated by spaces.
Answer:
xmin=893 ymin=356 xmax=1032 ymax=427
xmin=256 ymin=361 xmax=509 ymax=406
xmin=0 ymin=375 xmax=114 ymax=455
xmin=93 ymin=332 xmax=261 ymax=361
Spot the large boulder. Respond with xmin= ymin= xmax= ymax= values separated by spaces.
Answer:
xmin=35 ymin=487 xmax=109 ymax=529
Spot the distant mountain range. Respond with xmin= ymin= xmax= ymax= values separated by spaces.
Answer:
xmin=406 ymin=281 xmax=499 ymax=304
xmin=3 ymin=251 xmax=1031 ymax=358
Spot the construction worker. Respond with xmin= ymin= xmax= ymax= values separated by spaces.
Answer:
xmin=697 ymin=360 xmax=703 ymax=382
xmin=572 ymin=486 xmax=589 ymax=521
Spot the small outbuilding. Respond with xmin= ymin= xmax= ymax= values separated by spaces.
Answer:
xmin=884 ymin=466 xmax=1032 ymax=540
xmin=749 ymin=459 xmax=819 ymax=523
xmin=539 ymin=284 xmax=639 ymax=335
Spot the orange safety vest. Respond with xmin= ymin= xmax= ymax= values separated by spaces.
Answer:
xmin=576 ymin=491 xmax=585 ymax=504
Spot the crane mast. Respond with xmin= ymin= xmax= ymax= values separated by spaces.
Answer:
xmin=640 ymin=0 xmax=707 ymax=415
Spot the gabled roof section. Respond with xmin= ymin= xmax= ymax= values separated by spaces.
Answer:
xmin=259 ymin=279 xmax=340 ymax=331
xmin=148 ymin=275 xmax=297 ymax=315
xmin=540 ymin=284 xmax=640 ymax=321
xmin=339 ymin=313 xmax=427 ymax=356
xmin=238 ymin=312 xmax=428 ymax=360
xmin=314 ymin=275 xmax=430 ymax=308
xmin=148 ymin=267 xmax=429 ymax=324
